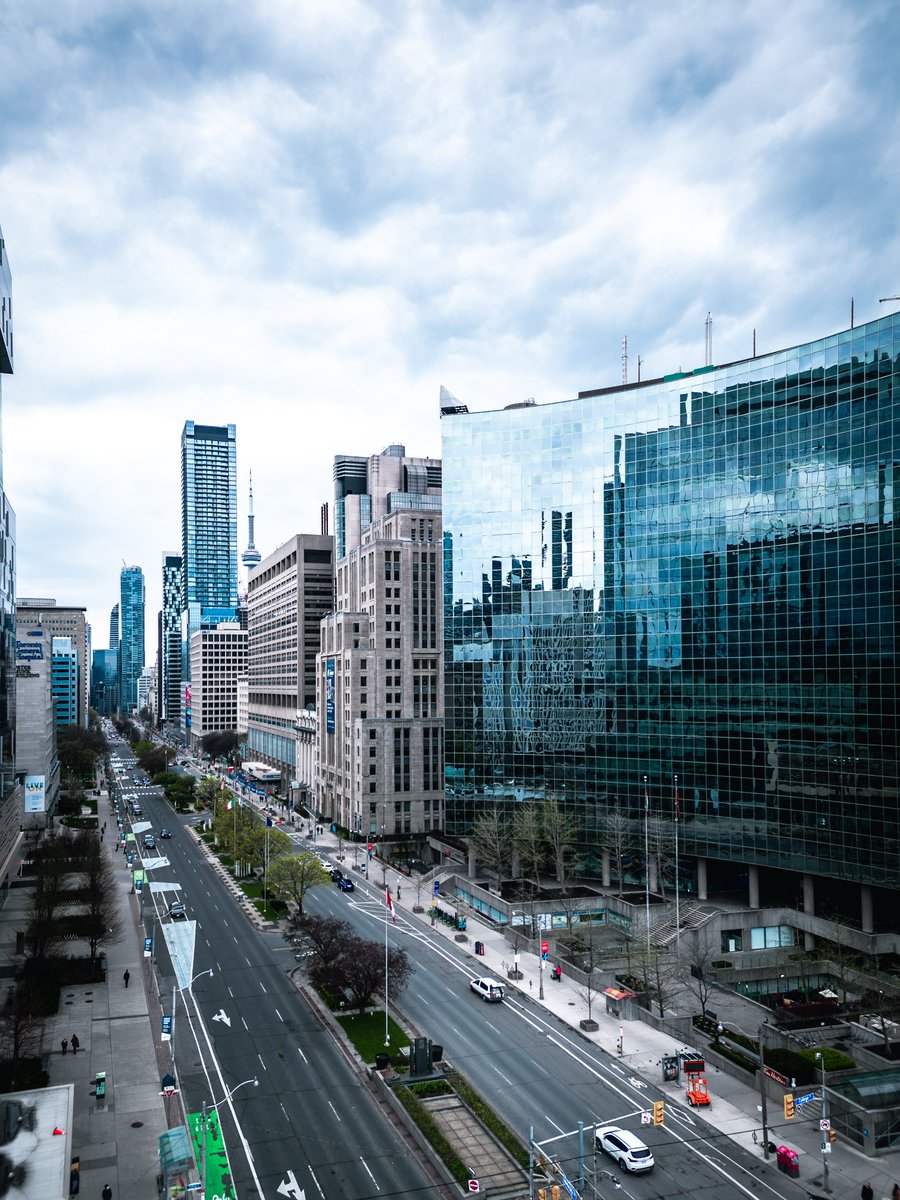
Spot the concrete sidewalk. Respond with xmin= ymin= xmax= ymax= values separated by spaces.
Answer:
xmin=305 ymin=823 xmax=900 ymax=1200
xmin=46 ymin=790 xmax=171 ymax=1200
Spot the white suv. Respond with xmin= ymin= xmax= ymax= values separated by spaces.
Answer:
xmin=595 ymin=1126 xmax=654 ymax=1173
xmin=469 ymin=977 xmax=504 ymax=1003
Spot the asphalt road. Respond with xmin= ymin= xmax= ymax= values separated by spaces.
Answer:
xmin=129 ymin=792 xmax=436 ymax=1200
xmin=306 ymin=869 xmax=808 ymax=1200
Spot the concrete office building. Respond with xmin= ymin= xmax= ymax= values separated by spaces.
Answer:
xmin=442 ymin=310 xmax=900 ymax=962
xmin=188 ymin=623 xmax=247 ymax=751
xmin=17 ymin=600 xmax=89 ymax=728
xmin=118 ymin=566 xmax=145 ymax=715
xmin=246 ymin=534 xmax=333 ymax=794
xmin=317 ymin=445 xmax=443 ymax=845
xmin=15 ymin=604 xmax=60 ymax=824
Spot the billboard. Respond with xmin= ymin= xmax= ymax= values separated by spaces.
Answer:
xmin=184 ymin=684 xmax=192 ymax=731
xmin=325 ymin=658 xmax=335 ymax=734
xmin=24 ymin=774 xmax=46 ymax=813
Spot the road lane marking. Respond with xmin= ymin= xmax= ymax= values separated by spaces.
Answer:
xmin=242 ymin=1017 xmax=249 ymax=1031
xmin=308 ymin=1166 xmax=325 ymax=1199
xmin=297 ymin=1047 xmax=308 ymax=1063
xmin=258 ymin=1053 xmax=267 ymax=1070
xmin=275 ymin=1008 xmax=284 ymax=1022
xmin=260 ymin=981 xmax=268 ymax=993
xmin=359 ymin=1157 xmax=379 ymax=1190
xmin=327 ymin=1100 xmax=341 ymax=1122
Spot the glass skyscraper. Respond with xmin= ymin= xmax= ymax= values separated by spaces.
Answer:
xmin=0 ymin=226 xmax=16 ymax=822
xmin=443 ymin=312 xmax=899 ymax=936
xmin=181 ymin=421 xmax=238 ymax=679
xmin=118 ymin=565 xmax=145 ymax=714
xmin=161 ymin=551 xmax=183 ymax=724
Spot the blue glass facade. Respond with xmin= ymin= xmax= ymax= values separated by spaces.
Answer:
xmin=51 ymin=637 xmax=78 ymax=727
xmin=181 ymin=421 xmax=238 ymax=678
xmin=0 ymin=227 xmax=15 ymax=813
xmin=118 ymin=566 xmax=145 ymax=713
xmin=443 ymin=313 xmax=900 ymax=915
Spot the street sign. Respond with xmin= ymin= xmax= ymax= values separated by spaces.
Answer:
xmin=821 ymin=1142 xmax=831 ymax=1154
xmin=541 ymin=940 xmax=549 ymax=958
xmin=467 ymin=1181 xmax=480 ymax=1193
xmin=795 ymin=1092 xmax=816 ymax=1106
xmin=433 ymin=880 xmax=440 ymax=896
xmin=144 ymin=937 xmax=153 ymax=958
xmin=161 ymin=1015 xmax=172 ymax=1042
xmin=186 ymin=1185 xmax=201 ymax=1192
xmin=820 ymin=1119 xmax=831 ymax=1131
xmin=641 ymin=1110 xmax=651 ymax=1124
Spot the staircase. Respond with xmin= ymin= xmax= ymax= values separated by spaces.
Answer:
xmin=648 ymin=900 xmax=718 ymax=948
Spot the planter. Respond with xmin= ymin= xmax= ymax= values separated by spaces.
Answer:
xmin=580 ymin=1019 xmax=599 ymax=1032
xmin=507 ymin=970 xmax=524 ymax=980
xmin=412 ymin=906 xmax=425 ymax=913
xmin=454 ymin=933 xmax=468 ymax=943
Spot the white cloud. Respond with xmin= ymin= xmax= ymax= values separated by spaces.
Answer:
xmin=1 ymin=0 xmax=898 ymax=650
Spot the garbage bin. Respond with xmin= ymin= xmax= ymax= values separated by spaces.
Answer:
xmin=474 ymin=941 xmax=484 ymax=955
xmin=775 ymin=1146 xmax=799 ymax=1177
xmin=374 ymin=1053 xmax=390 ymax=1071
xmin=432 ymin=1045 xmax=443 ymax=1063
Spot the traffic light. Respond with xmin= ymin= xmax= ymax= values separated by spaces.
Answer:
xmin=652 ymin=1100 xmax=665 ymax=1125
xmin=783 ymin=1093 xmax=795 ymax=1119
xmin=828 ymin=1128 xmax=837 ymax=1143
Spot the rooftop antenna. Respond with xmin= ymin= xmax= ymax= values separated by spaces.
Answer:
xmin=637 ymin=354 xmax=643 ymax=383
xmin=622 ymin=335 xmax=628 ymax=385
xmin=704 ymin=312 xmax=712 ymax=366
xmin=879 ymin=295 xmax=900 ymax=304
xmin=850 ymin=297 xmax=854 ymax=329
xmin=241 ymin=471 xmax=261 ymax=570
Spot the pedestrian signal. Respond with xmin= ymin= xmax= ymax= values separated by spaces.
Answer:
xmin=652 ymin=1100 xmax=665 ymax=1125
xmin=827 ymin=1128 xmax=836 ymax=1143
xmin=783 ymin=1093 xmax=795 ymax=1119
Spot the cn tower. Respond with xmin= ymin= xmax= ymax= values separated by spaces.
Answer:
xmin=241 ymin=471 xmax=262 ymax=570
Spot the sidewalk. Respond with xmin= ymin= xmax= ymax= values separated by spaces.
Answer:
xmin=307 ymin=823 xmax=900 ymax=1200
xmin=47 ymin=789 xmax=169 ymax=1200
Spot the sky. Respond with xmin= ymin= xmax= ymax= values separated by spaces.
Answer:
xmin=1 ymin=0 xmax=899 ymax=659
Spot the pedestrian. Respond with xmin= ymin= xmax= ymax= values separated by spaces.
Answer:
xmin=60 ymin=1038 xmax=68 ymax=1056
xmin=891 ymin=1185 xmax=899 ymax=1200
xmin=71 ymin=1033 xmax=79 ymax=1054
xmin=123 ymin=970 xmax=130 ymax=989
xmin=861 ymin=1183 xmax=874 ymax=1200
xmin=102 ymin=1184 xmax=112 ymax=1200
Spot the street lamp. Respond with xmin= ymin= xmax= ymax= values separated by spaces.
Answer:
xmin=758 ymin=1021 xmax=771 ymax=1160
xmin=200 ymin=1077 xmax=259 ymax=1200
xmin=816 ymin=1050 xmax=831 ymax=1194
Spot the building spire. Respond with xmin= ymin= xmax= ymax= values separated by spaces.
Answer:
xmin=241 ymin=470 xmax=261 ymax=569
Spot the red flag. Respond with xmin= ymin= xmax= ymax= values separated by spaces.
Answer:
xmin=385 ymin=886 xmax=396 ymax=924
xmin=220 ymin=778 xmax=225 ymax=791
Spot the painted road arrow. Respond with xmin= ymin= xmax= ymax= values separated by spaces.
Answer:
xmin=276 ymin=1169 xmax=305 ymax=1200
xmin=211 ymin=1009 xmax=232 ymax=1027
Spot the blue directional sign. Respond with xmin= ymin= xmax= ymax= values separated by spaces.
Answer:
xmin=795 ymin=1092 xmax=817 ymax=1106
xmin=161 ymin=1014 xmax=172 ymax=1041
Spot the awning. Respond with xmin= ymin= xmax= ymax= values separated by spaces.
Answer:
xmin=604 ymin=987 xmax=637 ymax=1000
xmin=159 ymin=1125 xmax=193 ymax=1173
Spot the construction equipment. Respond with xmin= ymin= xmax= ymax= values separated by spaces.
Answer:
xmin=685 ymin=1066 xmax=711 ymax=1107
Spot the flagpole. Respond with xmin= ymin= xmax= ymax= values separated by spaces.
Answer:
xmin=644 ymin=775 xmax=651 ymax=960
xmin=674 ymin=774 xmax=681 ymax=959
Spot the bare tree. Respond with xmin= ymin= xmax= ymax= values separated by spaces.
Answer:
xmin=682 ymin=929 xmax=718 ymax=1017
xmin=77 ymin=832 xmax=122 ymax=975
xmin=601 ymin=808 xmax=632 ymax=894
xmin=647 ymin=815 xmax=675 ymax=901
xmin=542 ymin=797 xmax=578 ymax=890
xmin=27 ymin=829 xmax=75 ymax=960
xmin=0 ymin=984 xmax=44 ymax=1088
xmin=632 ymin=942 xmax=682 ymax=1018
xmin=337 ymin=935 xmax=413 ymax=1016
xmin=470 ymin=806 xmax=512 ymax=881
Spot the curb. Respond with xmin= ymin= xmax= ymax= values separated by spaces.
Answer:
xmin=191 ymin=830 xmax=281 ymax=933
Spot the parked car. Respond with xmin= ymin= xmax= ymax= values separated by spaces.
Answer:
xmin=469 ymin=977 xmax=504 ymax=1003
xmin=594 ymin=1126 xmax=654 ymax=1173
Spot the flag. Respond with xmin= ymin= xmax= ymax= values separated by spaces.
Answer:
xmin=674 ymin=776 xmax=680 ymax=823
xmin=266 ymin=815 xmax=273 ymax=827
xmin=386 ymin=886 xmax=396 ymax=924
xmin=644 ymin=776 xmax=649 ymax=813
xmin=220 ymin=778 xmax=225 ymax=791
xmin=225 ymin=799 xmax=233 ymax=811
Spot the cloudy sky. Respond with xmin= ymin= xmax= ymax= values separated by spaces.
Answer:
xmin=1 ymin=0 xmax=898 ymax=657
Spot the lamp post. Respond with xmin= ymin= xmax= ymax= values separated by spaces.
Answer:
xmin=172 ymin=968 xmax=214 ymax=1070
xmin=200 ymin=1077 xmax=259 ymax=1200
xmin=758 ymin=1021 xmax=771 ymax=1159
xmin=816 ymin=1050 xmax=830 ymax=1194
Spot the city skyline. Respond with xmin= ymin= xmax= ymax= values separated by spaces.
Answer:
xmin=1 ymin=1 xmax=899 ymax=648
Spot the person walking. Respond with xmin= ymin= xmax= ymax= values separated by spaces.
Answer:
xmin=60 ymin=1038 xmax=68 ymax=1056
xmin=102 ymin=1184 xmax=112 ymax=1200
xmin=71 ymin=1034 xmax=79 ymax=1055
xmin=861 ymin=1182 xmax=874 ymax=1200
xmin=891 ymin=1184 xmax=899 ymax=1200
xmin=123 ymin=970 xmax=130 ymax=989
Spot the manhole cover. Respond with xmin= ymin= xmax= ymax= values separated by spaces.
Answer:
xmin=131 ymin=1121 xmax=144 ymax=1129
